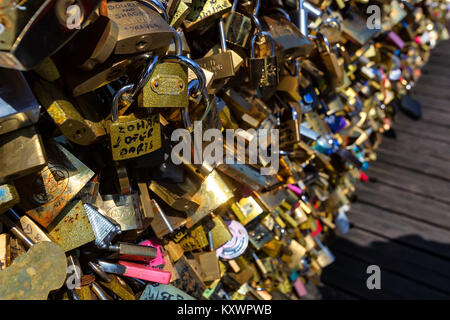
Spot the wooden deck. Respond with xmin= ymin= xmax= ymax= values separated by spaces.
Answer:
xmin=315 ymin=39 xmax=450 ymax=299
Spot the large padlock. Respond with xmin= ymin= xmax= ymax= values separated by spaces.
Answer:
xmin=183 ymin=0 xmax=232 ymax=32
xmin=108 ymin=84 xmax=162 ymax=161
xmin=106 ymin=0 xmax=174 ymax=54
xmin=248 ymin=31 xmax=279 ymax=87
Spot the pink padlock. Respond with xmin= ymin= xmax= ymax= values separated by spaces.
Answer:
xmin=139 ymin=239 xmax=165 ymax=267
xmin=97 ymin=259 xmax=171 ymax=284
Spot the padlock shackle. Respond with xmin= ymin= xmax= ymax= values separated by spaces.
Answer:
xmin=137 ymin=0 xmax=169 ymax=22
xmin=250 ymin=31 xmax=276 ymax=58
xmin=112 ymin=84 xmax=134 ymax=122
xmin=250 ymin=14 xmax=263 ymax=35
xmin=169 ymin=26 xmax=183 ymax=56
xmin=129 ymin=55 xmax=159 ymax=100
xmin=313 ymin=32 xmax=332 ymax=54
xmin=272 ymin=7 xmax=291 ymax=22
xmin=218 ymin=18 xmax=227 ymax=52
xmin=318 ymin=17 xmax=341 ymax=31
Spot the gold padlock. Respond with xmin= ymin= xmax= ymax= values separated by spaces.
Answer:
xmin=108 ymin=85 xmax=162 ymax=161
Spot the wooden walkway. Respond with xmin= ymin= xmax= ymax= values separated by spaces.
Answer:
xmin=314 ymin=39 xmax=450 ymax=300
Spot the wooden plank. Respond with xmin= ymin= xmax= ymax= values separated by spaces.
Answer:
xmin=378 ymin=132 xmax=450 ymax=162
xmin=410 ymin=92 xmax=450 ymax=113
xmin=348 ymin=202 xmax=450 ymax=260
xmin=391 ymin=113 xmax=450 ymax=145
xmin=376 ymin=148 xmax=450 ymax=181
xmin=321 ymin=250 xmax=449 ymax=299
xmin=355 ymin=182 xmax=450 ymax=229
xmin=414 ymin=75 xmax=450 ymax=94
xmin=367 ymin=162 xmax=450 ymax=204
xmin=331 ymin=228 xmax=450 ymax=294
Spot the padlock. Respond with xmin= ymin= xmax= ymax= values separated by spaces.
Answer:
xmin=0 ymin=126 xmax=47 ymax=184
xmin=140 ymin=283 xmax=195 ymax=300
xmin=224 ymin=0 xmax=252 ymax=49
xmin=108 ymin=84 xmax=162 ymax=161
xmin=341 ymin=5 xmax=380 ymax=46
xmin=98 ymin=193 xmax=144 ymax=231
xmin=32 ymin=79 xmax=106 ymax=146
xmin=248 ymin=31 xmax=279 ymax=87
xmin=195 ymin=18 xmax=236 ymax=80
xmin=315 ymin=32 xmax=345 ymax=88
xmin=83 ymin=203 xmax=122 ymax=249
xmin=0 ymin=213 xmax=67 ymax=299
xmin=57 ymin=14 xmax=119 ymax=71
xmin=0 ymin=69 xmax=40 ymax=135
xmin=14 ymin=143 xmax=94 ymax=228
xmin=106 ymin=0 xmax=174 ymax=54
xmin=183 ymin=0 xmax=232 ymax=32
xmin=0 ymin=0 xmax=102 ymax=70
xmin=63 ymin=53 xmax=150 ymax=97
xmin=275 ymin=94 xmax=302 ymax=149
xmin=261 ymin=10 xmax=314 ymax=60
xmin=140 ymin=29 xmax=189 ymax=109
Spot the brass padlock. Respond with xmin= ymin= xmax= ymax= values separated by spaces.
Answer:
xmin=32 ymin=79 xmax=106 ymax=146
xmin=108 ymin=85 xmax=162 ymax=161
xmin=141 ymin=30 xmax=189 ymax=109
xmin=107 ymin=0 xmax=174 ymax=54
xmin=248 ymin=31 xmax=279 ymax=87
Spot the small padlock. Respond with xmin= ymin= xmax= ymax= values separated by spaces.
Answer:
xmin=224 ymin=0 xmax=252 ymax=49
xmin=141 ymin=28 xmax=189 ymax=109
xmin=315 ymin=32 xmax=344 ymax=88
xmin=108 ymin=85 xmax=162 ymax=161
xmin=196 ymin=18 xmax=236 ymax=80
xmin=248 ymin=31 xmax=279 ymax=87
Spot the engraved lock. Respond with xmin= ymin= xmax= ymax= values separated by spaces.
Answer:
xmin=14 ymin=143 xmax=94 ymax=228
xmin=107 ymin=0 xmax=174 ymax=54
xmin=316 ymin=32 xmax=344 ymax=88
xmin=99 ymin=193 xmax=144 ymax=231
xmin=224 ymin=0 xmax=252 ymax=48
xmin=108 ymin=84 xmax=162 ymax=161
xmin=141 ymin=28 xmax=189 ymax=108
xmin=0 ymin=69 xmax=40 ymax=135
xmin=248 ymin=31 xmax=279 ymax=87
xmin=195 ymin=18 xmax=236 ymax=80
xmin=0 ymin=126 xmax=47 ymax=184
xmin=0 ymin=0 xmax=102 ymax=70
